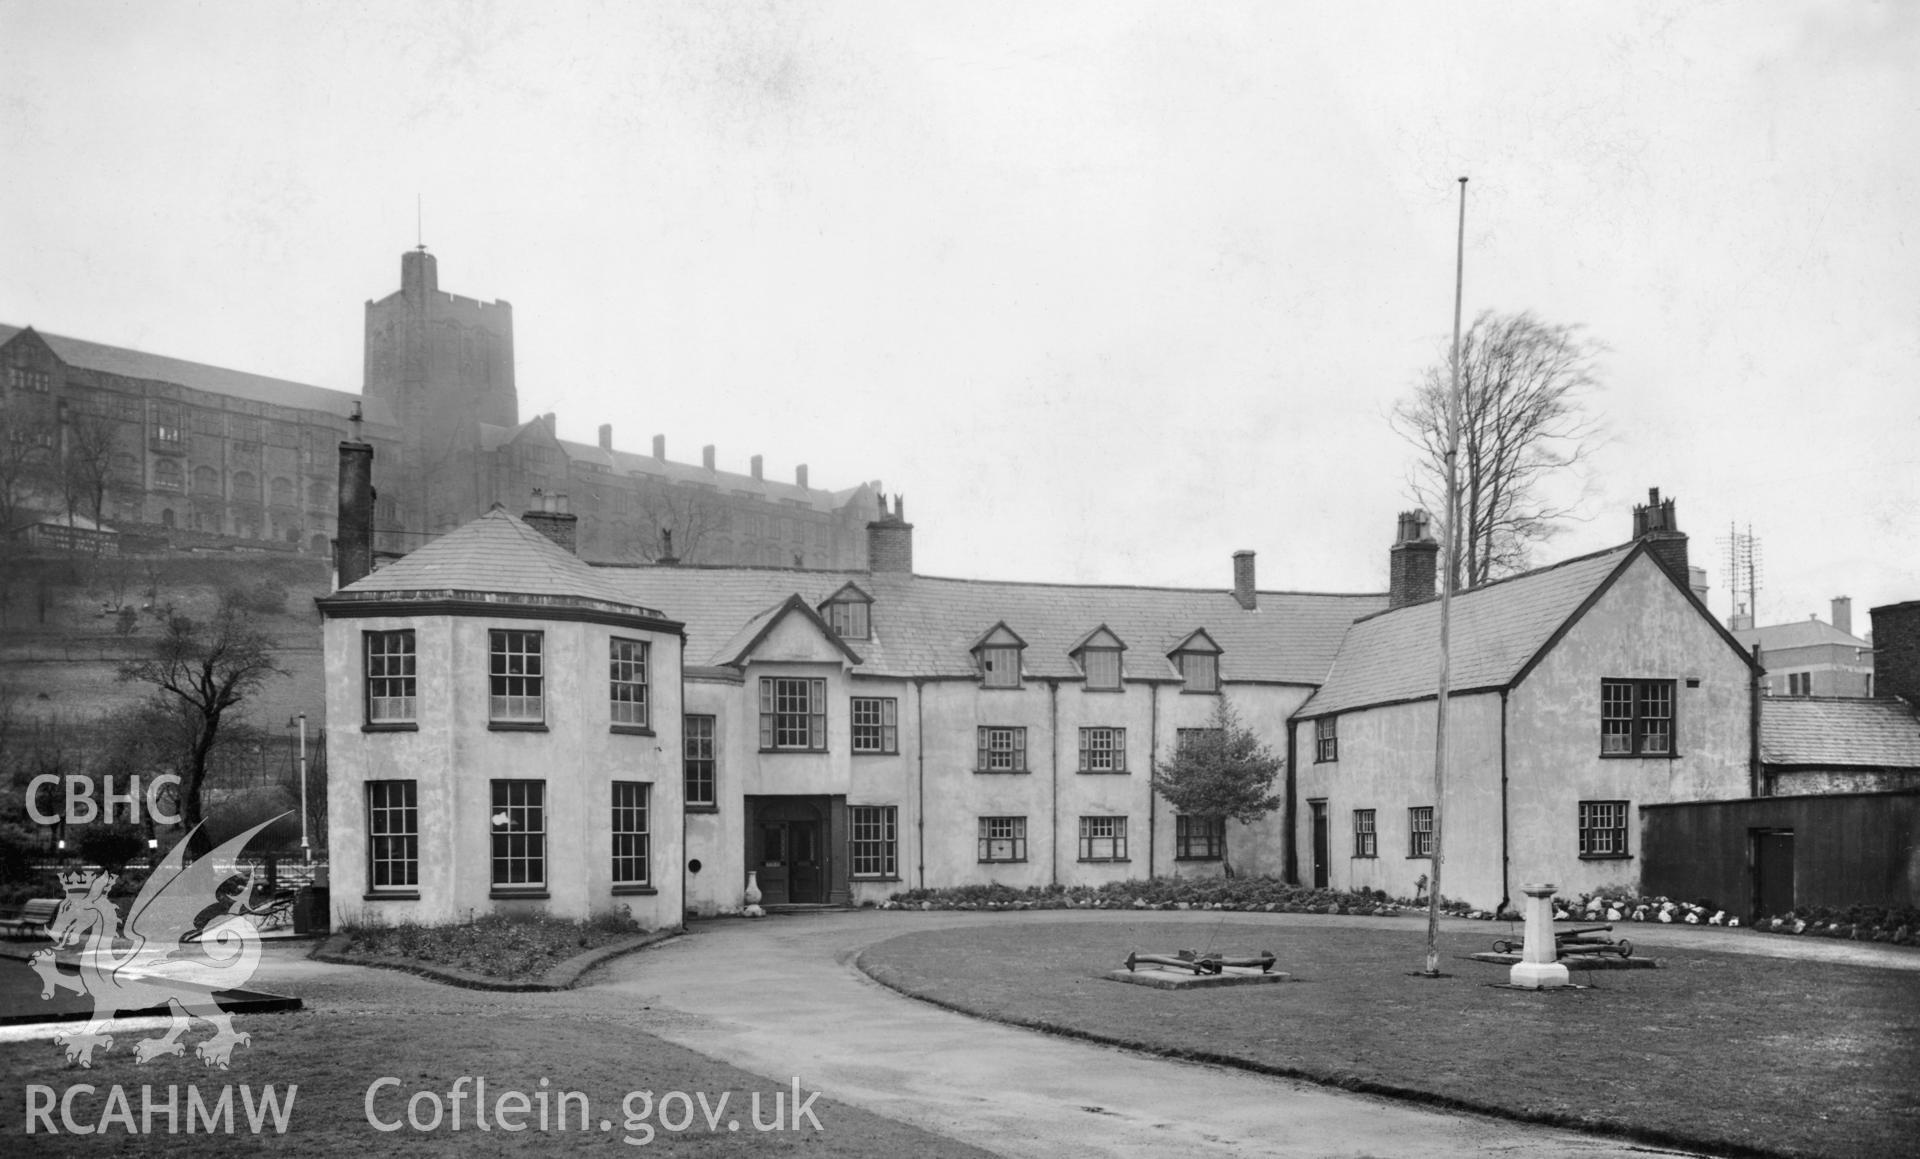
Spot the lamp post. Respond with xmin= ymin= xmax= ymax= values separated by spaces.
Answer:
xmin=288 ymin=713 xmax=311 ymax=862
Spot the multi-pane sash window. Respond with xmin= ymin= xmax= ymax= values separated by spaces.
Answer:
xmin=365 ymin=630 xmax=417 ymax=723
xmin=490 ymin=780 xmax=546 ymax=888
xmin=684 ymin=715 xmax=717 ymax=807
xmin=1082 ymin=649 xmax=1121 ymax=690
xmin=609 ymin=637 xmax=650 ymax=728
xmin=759 ymin=677 xmax=827 ymax=750
xmin=489 ymin=630 xmax=544 ymax=723
xmin=1408 ymin=806 xmax=1434 ymax=858
xmin=850 ymin=805 xmax=898 ymax=878
xmin=1175 ymin=815 xmax=1224 ymax=860
xmin=1077 ymin=727 xmax=1126 ymax=773
xmin=977 ymin=816 xmax=1028 ymax=862
xmin=1315 ymin=716 xmax=1338 ymax=763
xmin=977 ymin=726 xmax=1028 ymax=772
xmin=1579 ymin=800 xmax=1630 ymax=857
xmin=827 ymin=600 xmax=870 ymax=640
xmin=1353 ymin=809 xmax=1377 ymax=858
xmin=851 ymin=697 xmax=898 ymax=753
xmin=1177 ymin=651 xmax=1218 ymax=692
xmin=611 ymin=782 xmax=651 ymax=886
xmin=981 ymin=645 xmax=1021 ymax=688
xmin=1078 ymin=815 xmax=1128 ymax=861
xmin=366 ymin=781 xmax=418 ymax=890
xmin=1600 ymin=679 xmax=1674 ymax=755
xmin=1176 ymin=727 xmax=1222 ymax=758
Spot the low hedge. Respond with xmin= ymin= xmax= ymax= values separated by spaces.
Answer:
xmin=880 ymin=877 xmax=1445 ymax=917
xmin=336 ymin=909 xmax=647 ymax=981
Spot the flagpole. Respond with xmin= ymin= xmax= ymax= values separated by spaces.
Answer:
xmin=1425 ymin=176 xmax=1467 ymax=977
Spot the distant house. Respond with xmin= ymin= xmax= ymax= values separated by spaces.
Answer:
xmin=1759 ymin=697 xmax=1920 ymax=795
xmin=1291 ymin=493 xmax=1760 ymax=912
xmin=1733 ymin=598 xmax=1874 ymax=697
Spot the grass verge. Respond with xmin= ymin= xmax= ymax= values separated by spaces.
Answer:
xmin=857 ymin=919 xmax=1920 ymax=1159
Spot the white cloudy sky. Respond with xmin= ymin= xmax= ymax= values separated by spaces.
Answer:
xmin=4 ymin=2 xmax=1916 ymax=628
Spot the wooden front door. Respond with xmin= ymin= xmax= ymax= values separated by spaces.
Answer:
xmin=1751 ymin=829 xmax=1795 ymax=918
xmin=1309 ymin=801 xmax=1330 ymax=889
xmin=757 ymin=818 xmax=824 ymax=905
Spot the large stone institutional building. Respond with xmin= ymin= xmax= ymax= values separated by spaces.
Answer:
xmin=0 ymin=249 xmax=881 ymax=565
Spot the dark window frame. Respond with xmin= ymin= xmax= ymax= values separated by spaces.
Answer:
xmin=611 ymin=781 xmax=651 ymax=887
xmin=1077 ymin=726 xmax=1127 ymax=773
xmin=366 ymin=780 xmax=418 ymax=893
xmin=1314 ymin=716 xmax=1338 ymax=763
xmin=976 ymin=725 xmax=1029 ymax=773
xmin=1353 ymin=808 xmax=1377 ymax=858
xmin=850 ymin=696 xmax=898 ymax=754
xmin=684 ymin=714 xmax=717 ymax=808
xmin=977 ymin=816 xmax=1028 ymax=863
xmin=1578 ymin=799 xmax=1631 ymax=859
xmin=1077 ymin=815 xmax=1129 ymax=862
xmin=759 ymin=676 xmax=827 ymax=751
xmin=1174 ymin=814 xmax=1224 ymax=861
xmin=1408 ymin=805 xmax=1433 ymax=858
xmin=609 ymin=637 xmax=651 ymax=731
xmin=850 ymin=804 xmax=899 ymax=879
xmin=1600 ymin=678 xmax=1676 ymax=757
xmin=489 ymin=629 xmax=545 ymax=727
xmin=490 ymin=779 xmax=547 ymax=891
xmin=363 ymin=629 xmax=417 ymax=728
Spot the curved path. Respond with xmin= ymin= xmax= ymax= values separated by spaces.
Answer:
xmin=593 ymin=910 xmax=1734 ymax=1159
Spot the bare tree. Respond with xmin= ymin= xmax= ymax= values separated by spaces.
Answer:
xmin=1391 ymin=310 xmax=1605 ymax=588
xmin=624 ymin=484 xmax=727 ymax=564
xmin=61 ymin=408 xmax=119 ymax=524
xmin=117 ymin=591 xmax=287 ymax=853
xmin=0 ymin=401 xmax=57 ymax=534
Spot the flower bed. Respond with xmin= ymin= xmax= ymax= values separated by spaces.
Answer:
xmin=1748 ymin=903 xmax=1919 ymax=945
xmin=879 ymin=877 xmax=1445 ymax=917
xmin=336 ymin=910 xmax=645 ymax=981
xmin=1550 ymin=890 xmax=1728 ymax=926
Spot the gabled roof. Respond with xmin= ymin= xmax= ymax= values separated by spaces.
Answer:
xmin=1761 ymin=697 xmax=1920 ymax=769
xmin=1298 ymin=543 xmax=1677 ymax=718
xmin=1733 ymin=619 xmax=1870 ymax=652
xmin=711 ymin=593 xmax=863 ymax=668
xmin=328 ymin=506 xmax=660 ymax=615
xmin=592 ymin=566 xmax=1383 ymax=681
xmin=0 ymin=323 xmax=396 ymax=426
xmin=820 ymin=581 xmax=872 ymax=606
xmin=1069 ymin=624 xmax=1126 ymax=654
xmin=970 ymin=622 xmax=1028 ymax=652
xmin=1168 ymin=627 xmax=1221 ymax=655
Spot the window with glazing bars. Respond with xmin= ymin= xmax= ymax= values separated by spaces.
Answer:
xmin=977 ymin=726 xmax=1027 ymax=772
xmin=611 ymin=782 xmax=650 ymax=885
xmin=1578 ymin=800 xmax=1630 ymax=857
xmin=827 ymin=600 xmax=869 ymax=640
xmin=759 ymin=677 xmax=826 ymax=750
xmin=1408 ymin=806 xmax=1433 ymax=858
xmin=850 ymin=805 xmax=897 ymax=877
xmin=609 ymin=637 xmax=650 ymax=727
xmin=489 ymin=630 xmax=544 ymax=722
xmin=1601 ymin=679 xmax=1674 ymax=755
xmin=977 ymin=816 xmax=1027 ymax=862
xmin=1078 ymin=815 xmax=1128 ymax=861
xmin=365 ymin=631 xmax=416 ymax=723
xmin=851 ymin=697 xmax=897 ymax=753
xmin=1078 ymin=727 xmax=1126 ymax=772
xmin=366 ymin=781 xmax=417 ymax=890
xmin=1315 ymin=716 xmax=1338 ymax=762
xmin=1353 ymin=809 xmax=1377 ymax=858
xmin=684 ymin=715 xmax=716 ymax=806
xmin=1175 ymin=815 xmax=1223 ymax=860
xmin=490 ymin=780 xmax=546 ymax=888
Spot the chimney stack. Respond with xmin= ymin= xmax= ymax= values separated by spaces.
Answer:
xmin=751 ymin=454 xmax=763 ymax=481
xmin=796 ymin=464 xmax=809 ymax=490
xmin=1832 ymin=596 xmax=1853 ymax=637
xmin=598 ymin=423 xmax=613 ymax=451
xmin=1387 ymin=510 xmax=1438 ymax=609
xmin=652 ymin=434 xmax=665 ymax=462
xmin=1231 ymin=551 xmax=1257 ymax=610
xmin=702 ymin=444 xmax=715 ymax=471
xmin=1631 ymin=487 xmax=1688 ymax=581
xmin=336 ymin=434 xmax=375 ymax=588
xmin=867 ymin=493 xmax=914 ymax=574
xmin=522 ymin=489 xmax=578 ymax=555
xmin=1871 ymin=601 xmax=1920 ymax=705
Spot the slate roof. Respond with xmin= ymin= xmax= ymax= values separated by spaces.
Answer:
xmin=1296 ymin=545 xmax=1637 ymax=718
xmin=595 ymin=565 xmax=1384 ymax=681
xmin=332 ymin=507 xmax=661 ymax=615
xmin=0 ymin=324 xmax=395 ymax=425
xmin=1760 ymin=697 xmax=1920 ymax=768
xmin=1733 ymin=619 xmax=1870 ymax=652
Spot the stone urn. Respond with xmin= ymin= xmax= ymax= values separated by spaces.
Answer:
xmin=743 ymin=871 xmax=766 ymax=919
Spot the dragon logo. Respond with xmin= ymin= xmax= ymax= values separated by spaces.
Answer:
xmin=29 ymin=817 xmax=283 ymax=1069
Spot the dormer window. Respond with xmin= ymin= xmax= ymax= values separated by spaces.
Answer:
xmin=1169 ymin=629 xmax=1222 ymax=694
xmin=820 ymin=582 xmax=873 ymax=641
xmin=971 ymin=622 xmax=1028 ymax=689
xmin=1069 ymin=625 xmax=1127 ymax=692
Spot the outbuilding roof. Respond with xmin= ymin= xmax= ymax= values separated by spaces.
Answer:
xmin=1761 ymin=697 xmax=1920 ymax=768
xmin=596 ymin=565 xmax=1383 ymax=682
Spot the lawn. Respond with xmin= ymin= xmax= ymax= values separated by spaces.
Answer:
xmin=858 ymin=920 xmax=1920 ymax=1159
xmin=0 ymin=949 xmax=997 ymax=1157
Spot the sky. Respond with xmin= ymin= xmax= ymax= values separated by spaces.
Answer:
xmin=3 ymin=1 xmax=1916 ymax=630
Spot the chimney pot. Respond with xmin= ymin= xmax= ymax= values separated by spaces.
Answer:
xmin=1631 ymin=486 xmax=1688 ymax=581
xmin=751 ymin=454 xmax=763 ymax=481
xmin=796 ymin=463 xmax=808 ymax=489
xmin=599 ymin=423 xmax=613 ymax=451
xmin=1387 ymin=510 xmax=1438 ymax=609
xmin=702 ymin=444 xmax=715 ymax=470
xmin=335 ymin=438 xmax=375 ymax=588
xmin=1232 ymin=550 xmax=1257 ymax=610
xmin=522 ymin=490 xmax=579 ymax=554
xmin=652 ymin=434 xmax=665 ymax=462
xmin=867 ymin=497 xmax=914 ymax=574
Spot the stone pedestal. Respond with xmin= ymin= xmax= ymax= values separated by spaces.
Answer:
xmin=742 ymin=871 xmax=766 ymax=919
xmin=1509 ymin=882 xmax=1569 ymax=989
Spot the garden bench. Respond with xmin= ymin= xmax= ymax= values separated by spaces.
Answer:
xmin=0 ymin=898 xmax=62 ymax=939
